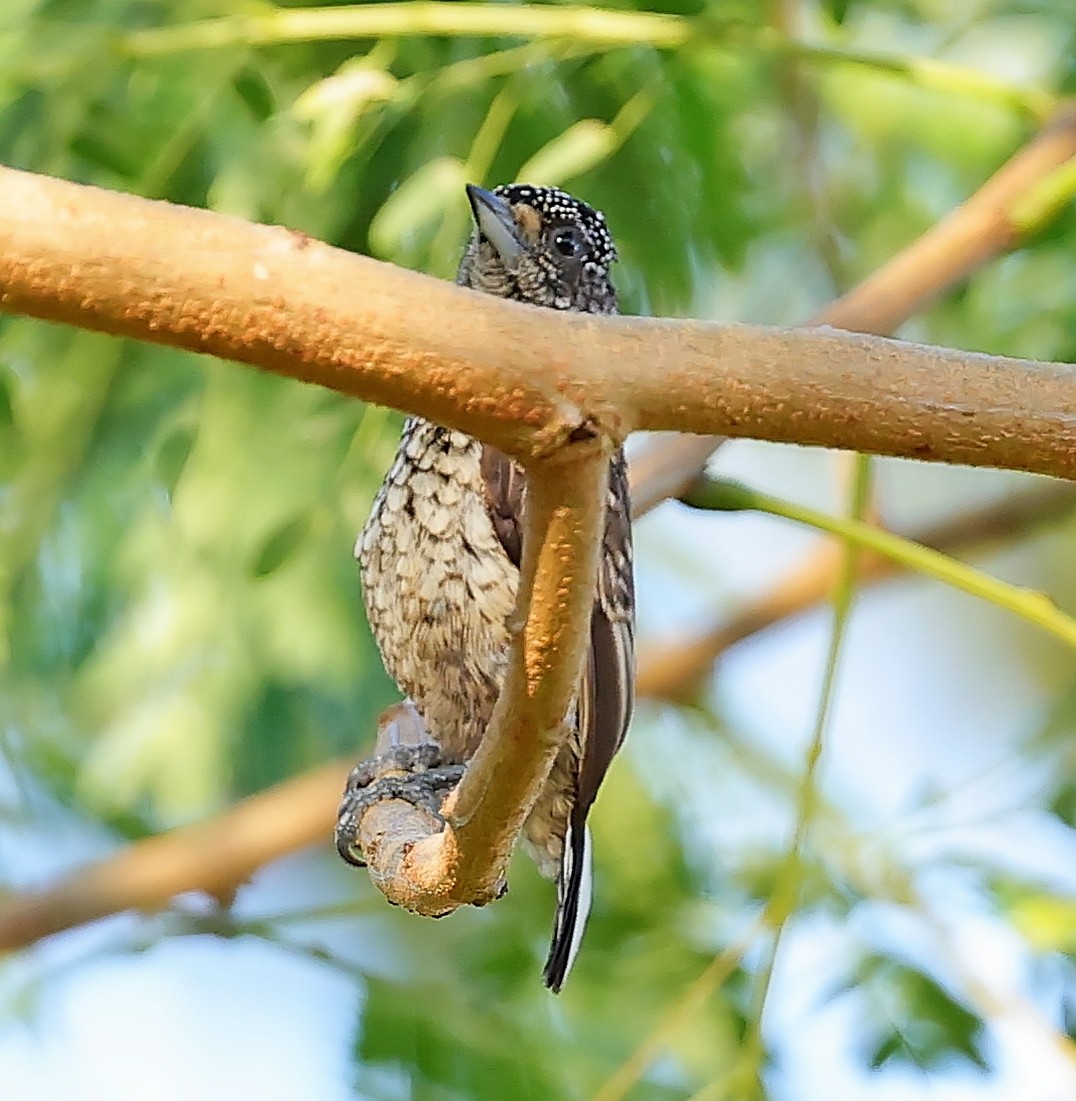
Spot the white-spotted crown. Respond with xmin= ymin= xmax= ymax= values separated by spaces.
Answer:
xmin=458 ymin=183 xmax=619 ymax=315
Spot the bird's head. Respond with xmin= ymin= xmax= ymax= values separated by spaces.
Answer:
xmin=458 ymin=183 xmax=618 ymax=314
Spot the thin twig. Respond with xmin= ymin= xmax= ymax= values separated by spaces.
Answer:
xmin=729 ymin=457 xmax=872 ymax=1099
xmin=637 ymin=480 xmax=1076 ymax=701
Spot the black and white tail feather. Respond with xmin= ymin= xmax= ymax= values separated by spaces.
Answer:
xmin=543 ymin=822 xmax=593 ymax=991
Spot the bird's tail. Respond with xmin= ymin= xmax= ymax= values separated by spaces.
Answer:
xmin=542 ymin=823 xmax=593 ymax=992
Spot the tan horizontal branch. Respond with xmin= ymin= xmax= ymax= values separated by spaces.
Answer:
xmin=0 ymin=762 xmax=349 ymax=951
xmin=2 ymin=108 xmax=1075 ymax=953
xmin=0 ymin=165 xmax=1073 ymax=477
xmin=626 ymin=101 xmax=1076 ymax=514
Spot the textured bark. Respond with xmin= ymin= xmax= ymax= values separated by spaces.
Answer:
xmin=0 ymin=165 xmax=1074 ymax=478
xmin=0 ymin=763 xmax=349 ymax=950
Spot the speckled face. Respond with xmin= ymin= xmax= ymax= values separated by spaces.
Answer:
xmin=457 ymin=183 xmax=618 ymax=315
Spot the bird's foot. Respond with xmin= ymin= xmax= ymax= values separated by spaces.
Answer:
xmin=335 ymin=701 xmax=465 ymax=868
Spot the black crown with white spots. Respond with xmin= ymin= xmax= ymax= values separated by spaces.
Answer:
xmin=491 ymin=183 xmax=618 ymax=267
xmin=459 ymin=182 xmax=619 ymax=315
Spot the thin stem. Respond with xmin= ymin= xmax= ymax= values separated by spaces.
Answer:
xmin=122 ymin=4 xmax=691 ymax=55
xmin=590 ymin=918 xmax=765 ymax=1101
xmin=119 ymin=4 xmax=1055 ymax=118
xmin=638 ymin=481 xmax=1076 ymax=703
xmin=1009 ymin=158 xmax=1076 ymax=235
xmin=731 ymin=456 xmax=874 ymax=1099
xmin=683 ymin=479 xmax=1076 ymax=651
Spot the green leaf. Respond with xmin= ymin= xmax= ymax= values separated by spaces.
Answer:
xmin=852 ymin=954 xmax=988 ymax=1073
xmin=250 ymin=513 xmax=312 ymax=578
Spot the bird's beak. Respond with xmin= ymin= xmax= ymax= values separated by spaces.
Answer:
xmin=466 ymin=184 xmax=526 ymax=271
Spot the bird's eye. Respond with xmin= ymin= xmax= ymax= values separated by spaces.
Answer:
xmin=551 ymin=226 xmax=583 ymax=257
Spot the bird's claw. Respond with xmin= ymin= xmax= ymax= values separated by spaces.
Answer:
xmin=334 ymin=743 xmax=465 ymax=868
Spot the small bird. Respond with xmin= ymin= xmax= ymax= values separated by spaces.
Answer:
xmin=355 ymin=183 xmax=635 ymax=991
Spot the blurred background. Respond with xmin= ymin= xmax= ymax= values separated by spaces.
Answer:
xmin=1 ymin=1 xmax=1075 ymax=1099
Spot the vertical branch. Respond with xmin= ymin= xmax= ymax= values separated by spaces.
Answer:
xmin=346 ymin=449 xmax=609 ymax=913
xmin=445 ymin=452 xmax=609 ymax=885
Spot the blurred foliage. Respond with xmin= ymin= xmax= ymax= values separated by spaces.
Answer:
xmin=840 ymin=952 xmax=988 ymax=1072
xmin=2 ymin=1 xmax=1076 ymax=1100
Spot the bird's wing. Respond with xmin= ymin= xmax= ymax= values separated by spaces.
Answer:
xmin=480 ymin=443 xmax=525 ymax=569
xmin=575 ymin=448 xmax=635 ymax=819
